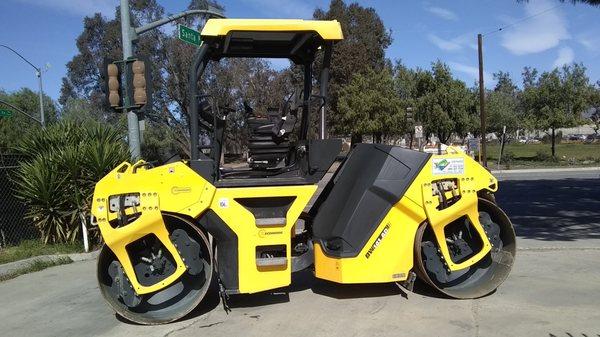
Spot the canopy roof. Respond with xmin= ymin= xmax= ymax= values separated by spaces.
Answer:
xmin=199 ymin=19 xmax=342 ymax=63
xmin=201 ymin=19 xmax=344 ymax=40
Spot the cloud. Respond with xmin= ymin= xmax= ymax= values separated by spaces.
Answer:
xmin=448 ymin=61 xmax=492 ymax=84
xmin=500 ymin=0 xmax=569 ymax=55
xmin=553 ymin=47 xmax=574 ymax=68
xmin=13 ymin=0 xmax=114 ymax=17
xmin=427 ymin=33 xmax=476 ymax=52
xmin=576 ymin=32 xmax=600 ymax=52
xmin=428 ymin=34 xmax=462 ymax=51
xmin=426 ymin=6 xmax=458 ymax=21
xmin=241 ymin=0 xmax=314 ymax=19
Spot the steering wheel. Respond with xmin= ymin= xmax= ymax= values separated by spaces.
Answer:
xmin=219 ymin=105 xmax=236 ymax=116
xmin=243 ymin=101 xmax=254 ymax=117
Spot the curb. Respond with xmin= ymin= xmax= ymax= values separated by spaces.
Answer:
xmin=0 ymin=250 xmax=99 ymax=279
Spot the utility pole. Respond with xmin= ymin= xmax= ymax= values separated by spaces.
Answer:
xmin=119 ymin=0 xmax=225 ymax=160
xmin=0 ymin=44 xmax=46 ymax=128
xmin=477 ymin=33 xmax=487 ymax=167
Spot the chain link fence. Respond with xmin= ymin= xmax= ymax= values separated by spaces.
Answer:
xmin=0 ymin=153 xmax=39 ymax=247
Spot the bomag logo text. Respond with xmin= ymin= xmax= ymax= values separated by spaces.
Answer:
xmin=365 ymin=223 xmax=391 ymax=259
xmin=258 ymin=229 xmax=283 ymax=238
xmin=171 ymin=186 xmax=192 ymax=194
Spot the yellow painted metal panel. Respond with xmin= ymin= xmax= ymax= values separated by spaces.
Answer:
xmin=210 ymin=185 xmax=317 ymax=293
xmin=417 ymin=148 xmax=496 ymax=271
xmin=201 ymin=19 xmax=344 ymax=40
xmin=314 ymin=147 xmax=498 ymax=283
xmin=314 ymin=196 xmax=426 ymax=284
xmin=91 ymin=161 xmax=214 ymax=294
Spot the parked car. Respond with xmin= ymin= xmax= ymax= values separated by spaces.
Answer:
xmin=585 ymin=134 xmax=600 ymax=143
xmin=568 ymin=134 xmax=587 ymax=141
xmin=517 ymin=136 xmax=540 ymax=144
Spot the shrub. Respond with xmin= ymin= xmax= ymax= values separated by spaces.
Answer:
xmin=500 ymin=150 xmax=514 ymax=163
xmin=11 ymin=122 xmax=129 ymax=244
xmin=534 ymin=150 xmax=555 ymax=162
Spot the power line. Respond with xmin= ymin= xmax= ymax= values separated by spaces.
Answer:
xmin=483 ymin=3 xmax=563 ymax=36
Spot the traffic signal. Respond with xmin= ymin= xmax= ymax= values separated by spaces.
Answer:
xmin=107 ymin=64 xmax=120 ymax=107
xmin=101 ymin=59 xmax=122 ymax=109
xmin=101 ymin=57 xmax=152 ymax=111
xmin=132 ymin=60 xmax=147 ymax=105
xmin=406 ymin=108 xmax=414 ymax=124
xmin=128 ymin=56 xmax=152 ymax=111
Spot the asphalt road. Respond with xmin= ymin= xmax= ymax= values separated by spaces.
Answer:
xmin=1 ymin=169 xmax=599 ymax=337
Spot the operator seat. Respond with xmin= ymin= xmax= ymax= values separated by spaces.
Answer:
xmin=245 ymin=95 xmax=298 ymax=169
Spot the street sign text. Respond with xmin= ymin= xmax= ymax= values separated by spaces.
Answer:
xmin=178 ymin=25 xmax=201 ymax=46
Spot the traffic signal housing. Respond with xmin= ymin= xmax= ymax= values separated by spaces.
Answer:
xmin=132 ymin=60 xmax=147 ymax=105
xmin=101 ymin=59 xmax=122 ymax=109
xmin=405 ymin=107 xmax=414 ymax=125
xmin=129 ymin=57 xmax=152 ymax=110
xmin=101 ymin=57 xmax=152 ymax=111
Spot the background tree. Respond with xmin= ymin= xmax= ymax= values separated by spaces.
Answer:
xmin=521 ymin=64 xmax=592 ymax=157
xmin=337 ymin=68 xmax=404 ymax=144
xmin=414 ymin=61 xmax=474 ymax=148
xmin=0 ymin=89 xmax=58 ymax=151
xmin=394 ymin=61 xmax=419 ymax=146
xmin=313 ymin=0 xmax=392 ymax=142
xmin=589 ymin=81 xmax=600 ymax=135
xmin=60 ymin=97 xmax=119 ymax=125
xmin=487 ymin=71 xmax=521 ymax=144
xmin=519 ymin=0 xmax=600 ymax=5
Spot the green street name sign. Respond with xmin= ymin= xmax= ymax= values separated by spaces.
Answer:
xmin=0 ymin=109 xmax=13 ymax=117
xmin=178 ymin=25 xmax=201 ymax=46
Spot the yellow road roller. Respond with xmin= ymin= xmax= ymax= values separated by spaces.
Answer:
xmin=92 ymin=19 xmax=516 ymax=324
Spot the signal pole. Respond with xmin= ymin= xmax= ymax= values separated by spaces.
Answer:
xmin=477 ymin=33 xmax=487 ymax=167
xmin=120 ymin=0 xmax=141 ymax=160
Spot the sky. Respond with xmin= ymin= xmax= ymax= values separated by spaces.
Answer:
xmin=0 ymin=0 xmax=599 ymax=102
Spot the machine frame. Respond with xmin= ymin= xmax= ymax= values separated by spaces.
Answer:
xmin=91 ymin=18 xmax=516 ymax=325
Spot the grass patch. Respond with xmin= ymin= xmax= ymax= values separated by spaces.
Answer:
xmin=483 ymin=142 xmax=600 ymax=169
xmin=0 ymin=257 xmax=73 ymax=282
xmin=0 ymin=240 xmax=83 ymax=265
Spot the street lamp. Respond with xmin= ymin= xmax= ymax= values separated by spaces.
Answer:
xmin=0 ymin=44 xmax=48 ymax=127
